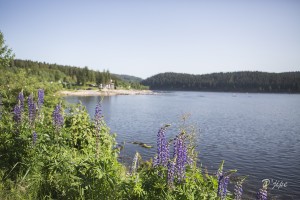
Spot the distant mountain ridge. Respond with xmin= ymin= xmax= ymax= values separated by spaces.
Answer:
xmin=10 ymin=59 xmax=143 ymax=84
xmin=111 ymin=74 xmax=143 ymax=83
xmin=141 ymin=71 xmax=300 ymax=93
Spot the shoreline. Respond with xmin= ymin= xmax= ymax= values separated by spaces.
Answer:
xmin=58 ymin=89 xmax=156 ymax=96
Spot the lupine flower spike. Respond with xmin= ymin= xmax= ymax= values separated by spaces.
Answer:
xmin=256 ymin=181 xmax=268 ymax=200
xmin=37 ymin=89 xmax=45 ymax=122
xmin=28 ymin=93 xmax=36 ymax=126
xmin=37 ymin=89 xmax=44 ymax=109
xmin=13 ymin=103 xmax=22 ymax=124
xmin=32 ymin=131 xmax=37 ymax=145
xmin=154 ymin=125 xmax=169 ymax=167
xmin=94 ymin=101 xmax=102 ymax=155
xmin=173 ymin=134 xmax=188 ymax=181
xmin=234 ymin=176 xmax=247 ymax=200
xmin=217 ymin=160 xmax=224 ymax=196
xmin=217 ymin=161 xmax=236 ymax=200
xmin=167 ymin=157 xmax=176 ymax=187
xmin=94 ymin=101 xmax=102 ymax=130
xmin=52 ymin=104 xmax=64 ymax=131
xmin=218 ymin=175 xmax=230 ymax=200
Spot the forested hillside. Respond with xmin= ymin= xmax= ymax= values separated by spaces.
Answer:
xmin=142 ymin=72 xmax=300 ymax=93
xmin=5 ymin=59 xmax=147 ymax=89
xmin=112 ymin=74 xmax=143 ymax=83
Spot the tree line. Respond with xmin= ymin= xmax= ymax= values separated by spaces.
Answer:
xmin=9 ymin=59 xmax=112 ymax=86
xmin=141 ymin=71 xmax=300 ymax=93
xmin=3 ymin=59 xmax=148 ymax=90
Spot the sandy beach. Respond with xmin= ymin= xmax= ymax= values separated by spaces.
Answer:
xmin=58 ymin=89 xmax=156 ymax=96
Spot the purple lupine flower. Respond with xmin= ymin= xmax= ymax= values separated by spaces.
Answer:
xmin=52 ymin=104 xmax=64 ymax=130
xmin=32 ymin=131 xmax=37 ymax=145
xmin=28 ymin=94 xmax=36 ymax=125
xmin=18 ymin=91 xmax=24 ymax=111
xmin=94 ymin=102 xmax=102 ymax=155
xmin=218 ymin=175 xmax=230 ymax=199
xmin=173 ymin=134 xmax=188 ymax=181
xmin=234 ymin=181 xmax=243 ymax=200
xmin=94 ymin=102 xmax=102 ymax=130
xmin=154 ymin=126 xmax=169 ymax=167
xmin=13 ymin=104 xmax=22 ymax=124
xmin=217 ymin=175 xmax=222 ymax=195
xmin=37 ymin=89 xmax=44 ymax=109
xmin=256 ymin=185 xmax=268 ymax=200
xmin=167 ymin=158 xmax=176 ymax=187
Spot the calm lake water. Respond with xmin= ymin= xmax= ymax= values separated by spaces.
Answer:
xmin=65 ymin=91 xmax=300 ymax=199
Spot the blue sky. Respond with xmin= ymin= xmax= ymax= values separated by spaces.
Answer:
xmin=0 ymin=0 xmax=299 ymax=78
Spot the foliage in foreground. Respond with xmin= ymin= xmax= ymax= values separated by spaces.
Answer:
xmin=0 ymin=90 xmax=269 ymax=200
xmin=0 ymin=90 xmax=124 ymax=199
xmin=0 ymin=31 xmax=268 ymax=200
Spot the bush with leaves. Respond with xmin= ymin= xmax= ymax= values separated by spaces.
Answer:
xmin=0 ymin=90 xmax=125 ymax=199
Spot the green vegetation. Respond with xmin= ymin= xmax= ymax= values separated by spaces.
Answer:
xmin=10 ymin=59 xmax=111 ymax=87
xmin=142 ymin=72 xmax=300 ymax=93
xmin=1 ymin=31 xmax=269 ymax=200
xmin=7 ymin=59 xmax=147 ymax=91
xmin=0 ymin=90 xmax=224 ymax=199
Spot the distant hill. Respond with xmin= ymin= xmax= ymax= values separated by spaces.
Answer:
xmin=8 ymin=59 xmax=147 ymax=89
xmin=10 ymin=59 xmax=113 ymax=85
xmin=112 ymin=74 xmax=143 ymax=83
xmin=141 ymin=71 xmax=300 ymax=93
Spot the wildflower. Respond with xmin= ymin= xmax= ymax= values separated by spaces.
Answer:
xmin=173 ymin=134 xmax=188 ymax=181
xmin=94 ymin=102 xmax=102 ymax=155
xmin=234 ymin=181 xmax=243 ymax=200
xmin=256 ymin=182 xmax=268 ymax=200
xmin=167 ymin=158 xmax=176 ymax=187
xmin=218 ymin=175 xmax=230 ymax=200
xmin=18 ymin=91 xmax=24 ymax=111
xmin=52 ymin=104 xmax=64 ymax=130
xmin=94 ymin=101 xmax=102 ymax=131
xmin=256 ymin=188 xmax=267 ymax=200
xmin=154 ymin=126 xmax=169 ymax=167
xmin=32 ymin=131 xmax=37 ymax=145
xmin=234 ymin=177 xmax=246 ymax=200
xmin=37 ymin=89 xmax=44 ymax=109
xmin=28 ymin=94 xmax=36 ymax=125
xmin=13 ymin=104 xmax=22 ymax=124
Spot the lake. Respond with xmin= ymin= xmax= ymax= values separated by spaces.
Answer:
xmin=65 ymin=91 xmax=300 ymax=199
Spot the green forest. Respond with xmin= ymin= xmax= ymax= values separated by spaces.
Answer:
xmin=142 ymin=72 xmax=300 ymax=93
xmin=3 ymin=59 xmax=147 ymax=91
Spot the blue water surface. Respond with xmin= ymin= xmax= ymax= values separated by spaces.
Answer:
xmin=65 ymin=91 xmax=300 ymax=199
